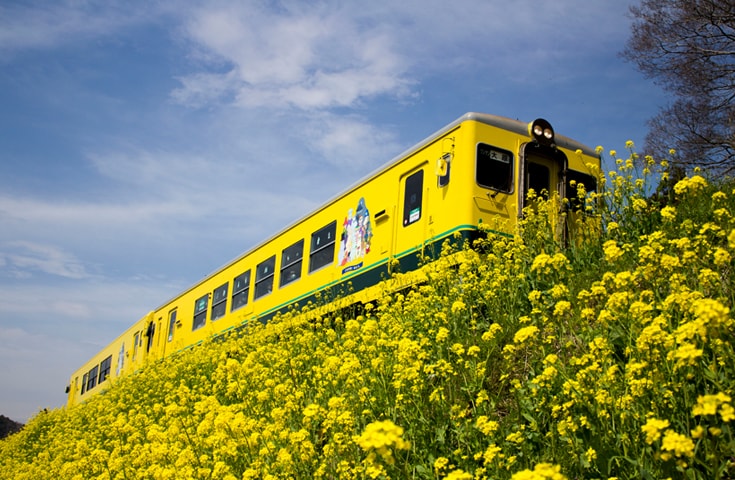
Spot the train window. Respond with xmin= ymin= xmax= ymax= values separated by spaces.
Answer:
xmin=98 ymin=355 xmax=112 ymax=383
xmin=309 ymin=221 xmax=336 ymax=272
xmin=403 ymin=169 xmax=424 ymax=226
xmin=81 ymin=373 xmax=88 ymax=394
xmin=566 ymin=170 xmax=597 ymax=210
xmin=87 ymin=365 xmax=98 ymax=391
xmin=167 ymin=309 xmax=177 ymax=342
xmin=116 ymin=342 xmax=125 ymax=376
xmin=527 ymin=162 xmax=550 ymax=199
xmin=477 ymin=143 xmax=513 ymax=192
xmin=231 ymin=270 xmax=251 ymax=311
xmin=437 ymin=153 xmax=451 ymax=187
xmin=280 ymin=240 xmax=304 ymax=287
xmin=132 ymin=332 xmax=140 ymax=362
xmin=145 ymin=321 xmax=155 ymax=353
xmin=211 ymin=283 xmax=228 ymax=321
xmin=193 ymin=294 xmax=208 ymax=330
xmin=255 ymin=255 xmax=276 ymax=299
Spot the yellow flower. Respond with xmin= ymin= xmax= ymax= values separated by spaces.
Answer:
xmin=445 ymin=470 xmax=473 ymax=480
xmin=513 ymin=325 xmax=539 ymax=345
xmin=641 ymin=418 xmax=670 ymax=444
xmin=476 ymin=415 xmax=499 ymax=436
xmin=434 ymin=456 xmax=450 ymax=473
xmin=603 ymin=240 xmax=623 ymax=263
xmin=451 ymin=301 xmax=466 ymax=313
xmin=506 ymin=430 xmax=524 ymax=444
xmin=660 ymin=206 xmax=676 ymax=221
xmin=482 ymin=323 xmax=503 ymax=341
xmin=511 ymin=463 xmax=567 ymax=480
xmin=668 ymin=342 xmax=703 ymax=368
xmin=661 ymin=430 xmax=695 ymax=458
xmin=692 ymin=392 xmax=733 ymax=421
xmin=355 ymin=419 xmax=410 ymax=464
xmin=632 ymin=197 xmax=647 ymax=212
xmin=714 ymin=248 xmax=730 ymax=267
xmin=436 ymin=327 xmax=450 ymax=342
xmin=553 ymin=301 xmax=572 ymax=318
xmin=585 ymin=447 xmax=597 ymax=462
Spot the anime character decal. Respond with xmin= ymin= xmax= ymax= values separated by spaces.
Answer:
xmin=338 ymin=197 xmax=373 ymax=272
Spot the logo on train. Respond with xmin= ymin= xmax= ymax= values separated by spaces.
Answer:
xmin=339 ymin=197 xmax=373 ymax=274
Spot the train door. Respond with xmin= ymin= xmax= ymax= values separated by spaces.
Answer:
xmin=394 ymin=164 xmax=427 ymax=272
xmin=520 ymin=144 xmax=568 ymax=239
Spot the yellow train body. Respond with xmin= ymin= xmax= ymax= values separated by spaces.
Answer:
xmin=66 ymin=112 xmax=600 ymax=407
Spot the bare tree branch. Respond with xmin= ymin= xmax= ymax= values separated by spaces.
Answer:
xmin=623 ymin=0 xmax=735 ymax=171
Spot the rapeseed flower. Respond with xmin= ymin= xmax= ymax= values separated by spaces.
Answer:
xmin=660 ymin=430 xmax=695 ymax=458
xmin=355 ymin=420 xmax=410 ymax=464
xmin=513 ymin=325 xmax=539 ymax=345
xmin=511 ymin=463 xmax=567 ymax=480
xmin=642 ymin=418 xmax=670 ymax=444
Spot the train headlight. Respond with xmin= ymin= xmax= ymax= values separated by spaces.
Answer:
xmin=529 ymin=118 xmax=554 ymax=146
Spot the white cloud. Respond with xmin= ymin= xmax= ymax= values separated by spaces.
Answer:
xmin=0 ymin=241 xmax=91 ymax=280
xmin=173 ymin=1 xmax=414 ymax=110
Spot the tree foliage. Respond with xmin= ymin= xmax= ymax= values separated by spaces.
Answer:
xmin=623 ymin=0 xmax=735 ymax=171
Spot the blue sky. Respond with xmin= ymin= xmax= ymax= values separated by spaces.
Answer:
xmin=0 ymin=0 xmax=666 ymax=422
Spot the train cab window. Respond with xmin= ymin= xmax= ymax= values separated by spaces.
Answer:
xmin=255 ymin=255 xmax=276 ymax=299
xmin=87 ymin=365 xmax=99 ymax=391
xmin=280 ymin=240 xmax=304 ymax=287
xmin=231 ymin=270 xmax=251 ymax=311
xmin=193 ymin=294 xmax=208 ymax=330
xmin=309 ymin=221 xmax=336 ymax=272
xmin=477 ymin=143 xmax=513 ymax=192
xmin=566 ymin=170 xmax=598 ymax=210
xmin=81 ymin=373 xmax=88 ymax=394
xmin=98 ymin=355 xmax=112 ymax=383
xmin=167 ymin=309 xmax=177 ymax=342
xmin=403 ymin=169 xmax=424 ymax=226
xmin=211 ymin=283 xmax=228 ymax=321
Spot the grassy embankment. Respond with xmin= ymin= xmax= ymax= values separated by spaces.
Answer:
xmin=1 ymin=145 xmax=734 ymax=479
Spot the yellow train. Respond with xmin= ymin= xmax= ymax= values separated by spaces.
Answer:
xmin=66 ymin=112 xmax=600 ymax=407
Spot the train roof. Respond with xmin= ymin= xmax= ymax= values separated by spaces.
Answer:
xmin=154 ymin=112 xmax=598 ymax=311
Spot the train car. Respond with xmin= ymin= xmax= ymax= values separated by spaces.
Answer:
xmin=66 ymin=112 xmax=600 ymax=407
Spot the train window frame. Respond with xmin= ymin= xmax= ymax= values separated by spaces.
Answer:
xmin=167 ymin=309 xmax=177 ymax=342
xmin=193 ymin=294 xmax=208 ymax=330
xmin=211 ymin=283 xmax=229 ymax=321
xmin=98 ymin=355 xmax=112 ymax=384
xmin=231 ymin=270 xmax=251 ymax=312
xmin=309 ymin=221 xmax=337 ymax=273
xmin=403 ymin=169 xmax=424 ymax=227
xmin=476 ymin=143 xmax=514 ymax=193
xmin=280 ymin=239 xmax=304 ymax=287
xmin=254 ymin=255 xmax=276 ymax=300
